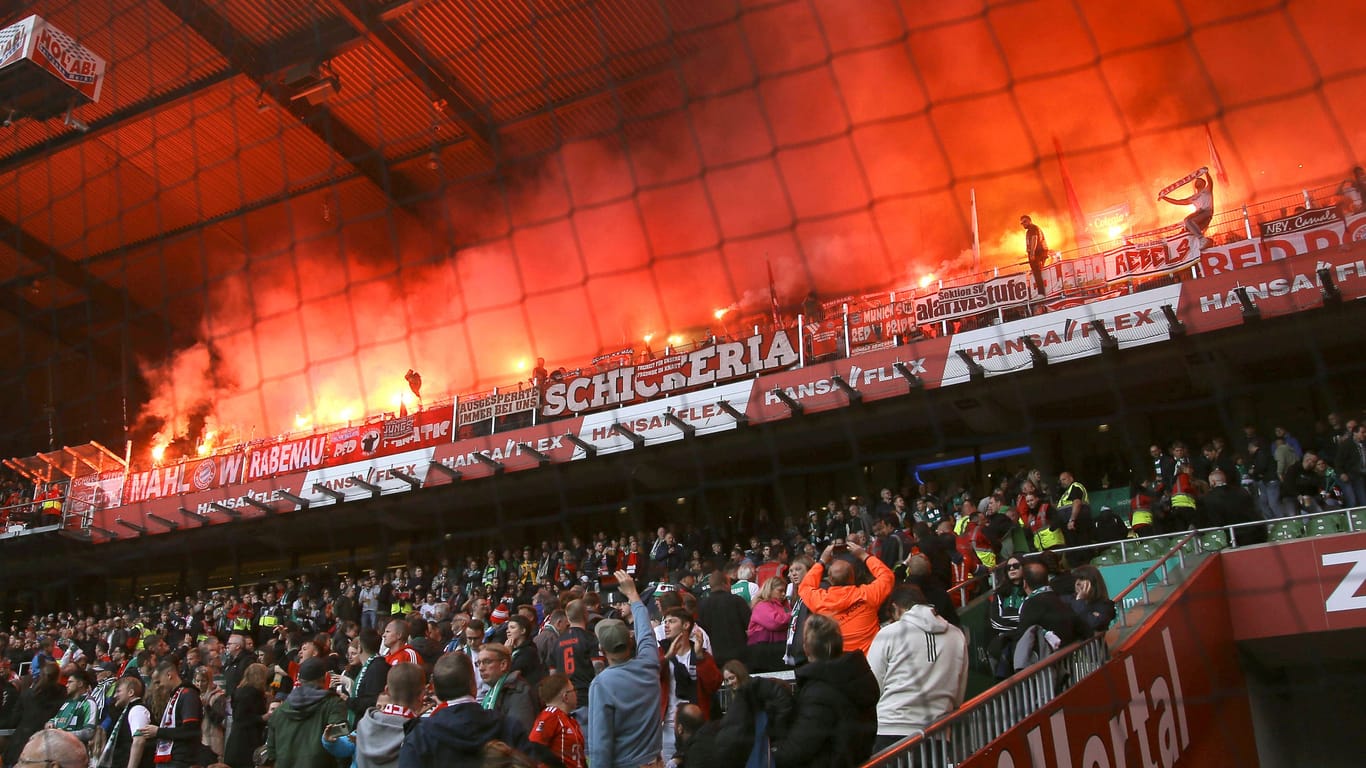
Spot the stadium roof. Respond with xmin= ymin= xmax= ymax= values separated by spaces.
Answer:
xmin=1 ymin=0 xmax=1363 ymax=457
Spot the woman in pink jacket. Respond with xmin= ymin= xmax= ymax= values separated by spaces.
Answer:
xmin=746 ymin=577 xmax=791 ymax=672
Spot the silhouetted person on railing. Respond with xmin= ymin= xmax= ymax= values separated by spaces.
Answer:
xmin=1160 ymin=167 xmax=1215 ymax=249
xmin=1020 ymin=215 xmax=1049 ymax=295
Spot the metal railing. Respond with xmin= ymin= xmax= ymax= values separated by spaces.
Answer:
xmin=865 ymin=532 xmax=1199 ymax=768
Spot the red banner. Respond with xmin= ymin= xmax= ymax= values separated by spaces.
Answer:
xmin=540 ymin=330 xmax=799 ymax=417
xmin=1179 ymin=239 xmax=1366 ymax=335
xmin=1198 ymin=211 xmax=1361 ymax=276
xmin=967 ymin=557 xmax=1256 ymax=766
xmin=245 ymin=405 xmax=454 ymax=482
xmin=89 ymin=472 xmax=309 ymax=541
xmin=746 ymin=338 xmax=950 ymax=422
xmin=457 ymin=389 xmax=538 ymax=426
xmin=67 ymin=469 xmax=126 ymax=513
xmin=1222 ymin=531 xmax=1366 ymax=641
xmin=426 ymin=419 xmax=584 ymax=483
xmin=122 ymin=451 xmax=246 ymax=504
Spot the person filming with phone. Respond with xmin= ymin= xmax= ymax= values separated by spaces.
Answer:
xmin=796 ymin=539 xmax=895 ymax=655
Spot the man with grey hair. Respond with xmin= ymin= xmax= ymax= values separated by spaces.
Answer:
xmin=19 ymin=729 xmax=88 ymax=768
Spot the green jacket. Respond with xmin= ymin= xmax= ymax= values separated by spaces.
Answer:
xmin=264 ymin=684 xmax=346 ymax=768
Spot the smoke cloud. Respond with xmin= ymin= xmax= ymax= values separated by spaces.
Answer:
xmin=130 ymin=0 xmax=1364 ymax=460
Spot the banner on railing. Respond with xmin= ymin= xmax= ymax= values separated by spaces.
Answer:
xmin=457 ymin=389 xmax=538 ymax=426
xmin=540 ymin=330 xmax=799 ymax=417
xmin=244 ymin=405 xmax=454 ymax=482
xmin=1199 ymin=210 xmax=1360 ymax=276
xmin=122 ymin=451 xmax=246 ymax=504
xmin=1101 ymin=234 xmax=1199 ymax=283
xmin=848 ymin=300 xmax=918 ymax=350
xmin=68 ymin=469 xmax=127 ymax=512
xmin=912 ymin=272 xmax=1039 ymax=323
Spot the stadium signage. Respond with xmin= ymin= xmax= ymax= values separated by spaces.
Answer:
xmin=1222 ymin=532 xmax=1366 ymax=639
xmin=540 ymin=330 xmax=798 ymax=416
xmin=458 ymin=388 xmax=538 ymax=425
xmin=247 ymin=436 xmax=326 ymax=481
xmin=0 ymin=16 xmax=32 ymax=68
xmin=1258 ymin=206 xmax=1338 ymax=237
xmin=124 ymin=452 xmax=246 ymax=504
xmin=1197 ymin=212 xmax=1363 ymax=276
xmin=1105 ymin=240 xmax=1187 ymax=281
xmin=913 ymin=274 xmax=1036 ymax=323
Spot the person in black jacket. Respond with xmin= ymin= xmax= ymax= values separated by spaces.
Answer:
xmin=400 ymin=652 xmax=530 ymax=768
xmin=1007 ymin=563 xmax=1091 ymax=654
xmin=772 ymin=614 xmax=878 ymax=768
xmin=345 ymin=629 xmax=390 ymax=725
xmin=223 ymin=663 xmax=270 ymax=768
xmin=696 ymin=572 xmax=751 ymax=669
xmin=3 ymin=662 xmax=65 ymax=767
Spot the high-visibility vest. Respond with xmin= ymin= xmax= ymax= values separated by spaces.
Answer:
xmin=231 ymin=616 xmax=251 ymax=631
xmin=259 ymin=615 xmax=279 ymax=627
xmin=1034 ymin=527 xmax=1066 ymax=550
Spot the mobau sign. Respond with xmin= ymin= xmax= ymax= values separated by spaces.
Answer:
xmin=540 ymin=330 xmax=798 ymax=416
xmin=968 ymin=559 xmax=1256 ymax=767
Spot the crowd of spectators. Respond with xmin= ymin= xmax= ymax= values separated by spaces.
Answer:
xmin=0 ymin=410 xmax=1362 ymax=767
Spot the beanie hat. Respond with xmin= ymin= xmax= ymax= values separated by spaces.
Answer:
xmin=491 ymin=603 xmax=510 ymax=625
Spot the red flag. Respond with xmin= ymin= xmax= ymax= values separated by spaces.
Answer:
xmin=1052 ymin=137 xmax=1090 ymax=246
xmin=767 ymin=259 xmax=780 ymax=326
xmin=1205 ymin=123 xmax=1229 ymax=185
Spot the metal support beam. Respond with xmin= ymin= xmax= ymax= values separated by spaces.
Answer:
xmin=956 ymin=350 xmax=986 ymax=382
xmin=1318 ymin=267 xmax=1341 ymax=305
xmin=90 ymin=526 xmax=118 ymax=540
xmin=1090 ymin=320 xmax=1119 ymax=353
xmin=389 ymin=469 xmax=422 ymax=490
xmin=893 ymin=361 xmax=924 ymax=389
xmin=1161 ymin=305 xmax=1186 ymax=338
xmin=472 ymin=453 xmax=504 ymax=473
xmin=611 ymin=423 xmax=646 ymax=448
xmin=516 ymin=443 xmax=552 ymax=466
xmin=115 ymin=518 xmax=146 ymax=534
xmin=278 ymin=491 xmax=311 ymax=509
xmin=324 ymin=0 xmax=494 ymax=153
xmin=1022 ymin=336 xmax=1048 ymax=369
xmin=156 ymin=0 xmax=423 ymax=209
xmin=662 ymin=412 xmax=696 ymax=438
xmin=428 ymin=461 xmax=462 ymax=481
xmin=146 ymin=513 xmax=179 ymax=530
xmin=1233 ymin=287 xmax=1260 ymax=321
xmin=313 ymin=483 xmax=346 ymax=503
xmin=564 ymin=433 xmax=597 ymax=458
xmin=770 ymin=388 xmax=804 ymax=416
xmin=210 ymin=502 xmax=241 ymax=519
xmin=178 ymin=506 xmax=209 ymax=524
xmin=716 ymin=400 xmax=748 ymax=426
xmin=830 ymin=374 xmax=862 ymax=403
xmin=350 ymin=476 xmax=382 ymax=497
xmin=242 ymin=496 xmax=277 ymax=514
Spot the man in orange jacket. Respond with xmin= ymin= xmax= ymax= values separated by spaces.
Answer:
xmin=798 ymin=540 xmax=895 ymax=655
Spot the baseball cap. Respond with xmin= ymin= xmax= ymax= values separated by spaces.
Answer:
xmin=594 ymin=618 xmax=630 ymax=654
xmin=298 ymin=658 xmax=327 ymax=683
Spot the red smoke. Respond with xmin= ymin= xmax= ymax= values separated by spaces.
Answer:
xmin=132 ymin=0 xmax=1366 ymax=461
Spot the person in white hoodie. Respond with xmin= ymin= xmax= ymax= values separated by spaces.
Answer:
xmin=866 ymin=585 xmax=969 ymax=751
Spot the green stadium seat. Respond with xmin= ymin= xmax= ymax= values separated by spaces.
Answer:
xmin=1269 ymin=521 xmax=1303 ymax=541
xmin=1308 ymin=514 xmax=1346 ymax=537
xmin=1347 ymin=509 xmax=1366 ymax=532
xmin=1199 ymin=530 xmax=1230 ymax=551
xmin=1093 ymin=548 xmax=1121 ymax=566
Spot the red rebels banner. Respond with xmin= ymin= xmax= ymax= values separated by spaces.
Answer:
xmin=121 ymin=451 xmax=246 ymax=505
xmin=245 ymin=405 xmax=454 ymax=481
xmin=966 ymin=558 xmax=1256 ymax=767
xmin=746 ymin=338 xmax=951 ymax=423
xmin=1199 ymin=210 xmax=1359 ymax=276
xmin=1180 ymin=238 xmax=1366 ymax=335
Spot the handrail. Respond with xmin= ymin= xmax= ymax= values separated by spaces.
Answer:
xmin=865 ymin=531 xmax=1202 ymax=767
xmin=1109 ymin=531 xmax=1196 ymax=628
xmin=1048 ymin=503 xmax=1364 ymax=564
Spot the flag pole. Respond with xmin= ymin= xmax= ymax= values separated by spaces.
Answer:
xmin=970 ymin=188 xmax=982 ymax=275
